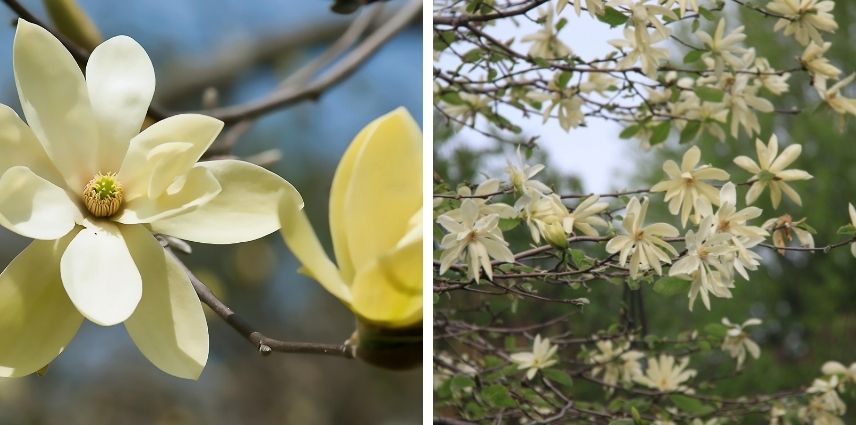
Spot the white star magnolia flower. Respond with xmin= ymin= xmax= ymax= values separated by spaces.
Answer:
xmin=521 ymin=8 xmax=572 ymax=59
xmin=767 ymin=0 xmax=838 ymax=46
xmin=280 ymin=109 xmax=422 ymax=329
xmin=443 ymin=179 xmax=516 ymax=221
xmin=568 ymin=195 xmax=610 ymax=236
xmin=696 ymin=19 xmax=749 ymax=75
xmin=822 ymin=361 xmax=856 ymax=388
xmin=670 ymin=215 xmax=736 ymax=311
xmin=438 ymin=200 xmax=514 ymax=281
xmin=815 ymin=73 xmax=856 ymax=118
xmin=510 ymin=334 xmax=558 ymax=380
xmin=650 ymin=146 xmax=730 ymax=227
xmin=673 ymin=0 xmax=699 ymax=17
xmin=733 ymin=135 xmax=813 ymax=208
xmin=609 ymin=0 xmax=677 ymax=46
xmin=556 ymin=0 xmax=605 ymax=17
xmin=849 ymin=204 xmax=856 ymax=258
xmin=524 ymin=193 xmax=573 ymax=248
xmin=634 ymin=354 xmax=697 ymax=393
xmin=753 ymin=57 xmax=791 ymax=95
xmin=723 ymin=74 xmax=774 ymax=138
xmin=807 ymin=376 xmax=847 ymax=417
xmin=801 ymin=42 xmax=841 ymax=84
xmin=606 ymin=197 xmax=679 ymax=278
xmin=443 ymin=92 xmax=487 ymax=126
xmin=609 ymin=26 xmax=670 ymax=77
xmin=589 ymin=340 xmax=644 ymax=387
xmin=720 ymin=317 xmax=762 ymax=370
xmin=0 ymin=20 xmax=302 ymax=379
xmin=507 ymin=150 xmax=552 ymax=203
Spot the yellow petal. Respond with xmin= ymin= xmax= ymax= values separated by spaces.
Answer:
xmin=351 ymin=236 xmax=422 ymax=328
xmin=0 ymin=235 xmax=83 ymax=377
xmin=122 ymin=225 xmax=208 ymax=379
xmin=336 ymin=108 xmax=422 ymax=274
xmin=150 ymin=160 xmax=300 ymax=244
xmin=0 ymin=105 xmax=66 ymax=188
xmin=13 ymin=19 xmax=99 ymax=191
xmin=115 ymin=165 xmax=221 ymax=224
xmin=278 ymin=191 xmax=352 ymax=304
xmin=0 ymin=166 xmax=80 ymax=239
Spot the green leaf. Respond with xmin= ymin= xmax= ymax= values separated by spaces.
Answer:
xmin=619 ymin=124 xmax=642 ymax=139
xmin=609 ymin=420 xmax=635 ymax=425
xmin=542 ymin=368 xmax=574 ymax=388
xmin=481 ymin=384 xmax=516 ymax=407
xmin=670 ymin=394 xmax=715 ymax=415
xmin=556 ymin=17 xmax=568 ymax=31
xmin=462 ymin=48 xmax=482 ymax=63
xmin=695 ymin=86 xmax=725 ymax=102
xmin=837 ymin=224 xmax=856 ymax=235
xmin=441 ymin=92 xmax=464 ymax=105
xmin=499 ymin=218 xmax=520 ymax=231
xmin=679 ymin=121 xmax=702 ymax=144
xmin=450 ymin=375 xmax=475 ymax=393
xmin=597 ymin=6 xmax=629 ymax=27
xmin=558 ymin=70 xmax=574 ymax=88
xmin=683 ymin=50 xmax=703 ymax=64
xmin=704 ymin=323 xmax=728 ymax=338
xmin=649 ymin=121 xmax=671 ymax=146
xmin=698 ymin=6 xmax=716 ymax=21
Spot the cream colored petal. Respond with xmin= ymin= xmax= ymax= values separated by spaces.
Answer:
xmin=86 ymin=36 xmax=155 ymax=172
xmin=779 ymin=182 xmax=802 ymax=206
xmin=278 ymin=190 xmax=352 ymax=303
xmin=149 ymin=160 xmax=299 ymax=244
xmin=693 ymin=167 xmax=730 ymax=181
xmin=770 ymin=182 xmax=782 ymax=208
xmin=118 ymin=114 xmax=223 ymax=200
xmin=0 ymin=235 xmax=83 ymax=377
xmin=776 ymin=169 xmax=812 ymax=181
xmin=336 ymin=108 xmax=421 ymax=278
xmin=60 ymin=221 xmax=142 ymax=326
xmin=122 ymin=225 xmax=208 ymax=379
xmin=745 ymin=182 xmax=765 ymax=205
xmin=13 ymin=19 xmax=98 ymax=190
xmin=681 ymin=146 xmax=701 ymax=171
xmin=769 ymin=144 xmax=801 ymax=172
xmin=849 ymin=203 xmax=856 ymax=226
xmin=733 ymin=156 xmax=761 ymax=174
xmin=351 ymin=238 xmax=422 ymax=328
xmin=0 ymin=105 xmax=66 ymax=188
xmin=115 ymin=165 xmax=221 ymax=224
xmin=0 ymin=166 xmax=79 ymax=239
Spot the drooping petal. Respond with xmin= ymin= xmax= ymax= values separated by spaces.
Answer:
xmin=0 ymin=105 xmax=66 ymax=188
xmin=118 ymin=114 xmax=223 ymax=200
xmin=121 ymin=225 xmax=208 ymax=379
xmin=334 ymin=108 xmax=421 ymax=279
xmin=13 ymin=19 xmax=99 ymax=191
xmin=351 ymin=238 xmax=422 ymax=328
xmin=278 ymin=191 xmax=352 ymax=303
xmin=86 ymin=36 xmax=155 ymax=172
xmin=0 ymin=235 xmax=83 ymax=377
xmin=60 ymin=221 xmax=142 ymax=326
xmin=150 ymin=160 xmax=301 ymax=244
xmin=0 ymin=166 xmax=79 ymax=239
xmin=114 ymin=165 xmax=221 ymax=224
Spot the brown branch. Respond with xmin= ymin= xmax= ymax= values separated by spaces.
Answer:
xmin=165 ymin=248 xmax=355 ymax=359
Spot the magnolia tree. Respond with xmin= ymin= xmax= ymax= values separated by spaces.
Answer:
xmin=433 ymin=0 xmax=856 ymax=423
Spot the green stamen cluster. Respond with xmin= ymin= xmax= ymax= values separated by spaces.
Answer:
xmin=83 ymin=172 xmax=124 ymax=217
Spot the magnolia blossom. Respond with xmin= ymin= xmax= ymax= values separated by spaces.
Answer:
xmin=673 ymin=0 xmax=699 ymax=17
xmin=848 ymin=204 xmax=856 ymax=258
xmin=806 ymin=376 xmax=846 ymax=418
xmin=521 ymin=8 xmax=572 ymax=59
xmin=721 ymin=318 xmax=762 ymax=370
xmin=753 ymin=57 xmax=791 ymax=95
xmin=443 ymin=93 xmax=487 ymax=126
xmin=767 ymin=0 xmax=837 ymax=46
xmin=822 ymin=361 xmax=856 ymax=387
xmin=530 ymin=81 xmax=587 ymax=132
xmin=723 ymin=74 xmax=774 ymax=138
xmin=524 ymin=193 xmax=573 ymax=247
xmin=609 ymin=27 xmax=670 ymax=77
xmin=0 ymin=21 xmax=302 ymax=379
xmin=763 ymin=214 xmax=815 ymax=254
xmin=280 ymin=108 xmax=421 ymax=329
xmin=635 ymin=355 xmax=697 ymax=393
xmin=606 ymin=197 xmax=679 ymax=278
xmin=507 ymin=150 xmax=552 ymax=202
xmin=510 ymin=335 xmax=559 ymax=380
xmin=650 ymin=146 xmax=730 ymax=227
xmin=733 ymin=135 xmax=813 ymax=208
xmin=609 ymin=0 xmax=677 ymax=45
xmin=670 ymin=215 xmax=736 ymax=311
xmin=443 ymin=179 xmax=516 ymax=221
xmin=815 ymin=74 xmax=856 ymax=118
xmin=589 ymin=340 xmax=644 ymax=386
xmin=438 ymin=200 xmax=514 ymax=281
xmin=557 ymin=0 xmax=605 ymax=17
xmin=801 ymin=42 xmax=841 ymax=84
xmin=568 ymin=195 xmax=610 ymax=236
xmin=696 ymin=19 xmax=748 ymax=74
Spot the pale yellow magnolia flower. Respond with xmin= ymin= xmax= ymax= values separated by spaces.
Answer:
xmin=634 ymin=354 xmax=697 ymax=393
xmin=650 ymin=146 xmax=730 ymax=227
xmin=606 ymin=197 xmax=679 ymax=278
xmin=849 ymin=204 xmax=856 ymax=258
xmin=762 ymin=214 xmax=815 ymax=254
xmin=520 ymin=8 xmax=572 ymax=59
xmin=815 ymin=73 xmax=856 ymax=118
xmin=670 ymin=215 xmax=736 ymax=311
xmin=609 ymin=0 xmax=677 ymax=45
xmin=510 ymin=334 xmax=558 ymax=380
xmin=609 ymin=26 xmax=670 ymax=77
xmin=557 ymin=0 xmax=605 ymax=17
xmin=438 ymin=200 xmax=514 ymax=281
xmin=807 ymin=376 xmax=846 ymax=416
xmin=733 ymin=135 xmax=813 ymax=208
xmin=822 ymin=361 xmax=856 ymax=387
xmin=443 ymin=179 xmax=516 ymax=221
xmin=721 ymin=317 xmax=762 ymax=370
xmin=0 ymin=20 xmax=301 ymax=379
xmin=767 ymin=0 xmax=837 ymax=46
xmin=801 ymin=42 xmax=841 ymax=84
xmin=568 ymin=195 xmax=609 ymax=236
xmin=279 ymin=108 xmax=421 ymax=328
xmin=589 ymin=340 xmax=644 ymax=386
xmin=696 ymin=19 xmax=748 ymax=74
xmin=673 ymin=0 xmax=699 ymax=17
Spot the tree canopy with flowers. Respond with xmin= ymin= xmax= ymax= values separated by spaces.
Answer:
xmin=433 ymin=0 xmax=856 ymax=423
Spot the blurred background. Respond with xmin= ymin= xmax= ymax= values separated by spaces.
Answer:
xmin=434 ymin=1 xmax=856 ymax=421
xmin=0 ymin=1 xmax=421 ymax=424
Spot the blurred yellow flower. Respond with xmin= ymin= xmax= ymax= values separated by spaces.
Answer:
xmin=279 ymin=108 xmax=422 ymax=330
xmin=0 ymin=20 xmax=301 ymax=379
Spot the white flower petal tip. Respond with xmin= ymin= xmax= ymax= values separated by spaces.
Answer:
xmin=60 ymin=222 xmax=143 ymax=326
xmin=0 ymin=166 xmax=79 ymax=239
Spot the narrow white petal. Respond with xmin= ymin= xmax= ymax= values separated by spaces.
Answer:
xmin=60 ymin=221 xmax=142 ymax=326
xmin=122 ymin=225 xmax=209 ymax=379
xmin=0 ymin=235 xmax=83 ymax=377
